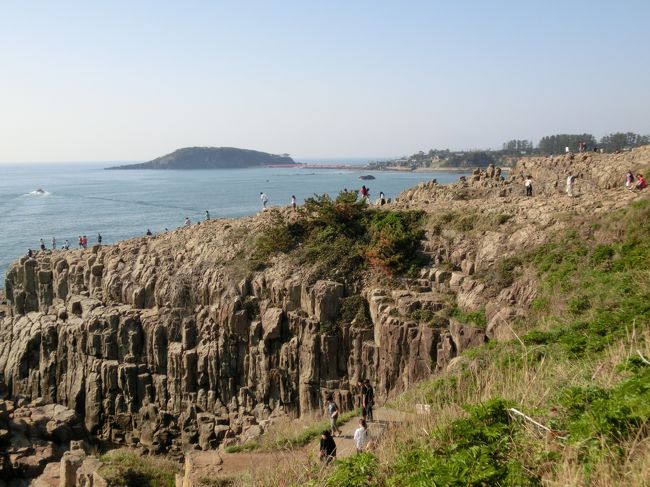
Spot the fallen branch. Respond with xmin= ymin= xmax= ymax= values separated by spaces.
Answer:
xmin=509 ymin=408 xmax=567 ymax=440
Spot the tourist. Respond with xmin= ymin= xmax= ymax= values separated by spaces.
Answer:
xmin=634 ymin=174 xmax=647 ymax=191
xmin=97 ymin=233 xmax=102 ymax=245
xmin=40 ymin=239 xmax=45 ymax=251
xmin=63 ymin=240 xmax=69 ymax=250
xmin=205 ymin=210 xmax=210 ymax=221
xmin=565 ymin=146 xmax=570 ymax=154
xmin=524 ymin=176 xmax=533 ymax=197
xmin=363 ymin=379 xmax=375 ymax=422
xmin=260 ymin=192 xmax=269 ymax=210
xmin=379 ymin=191 xmax=386 ymax=205
xmin=82 ymin=236 xmax=87 ymax=249
xmin=291 ymin=195 xmax=297 ymax=211
xmin=319 ymin=430 xmax=337 ymax=464
xmin=184 ymin=217 xmax=191 ymax=227
xmin=78 ymin=236 xmax=83 ymax=248
xmin=146 ymin=229 xmax=153 ymax=236
xmin=327 ymin=395 xmax=342 ymax=436
xmin=353 ymin=419 xmax=370 ymax=454
xmin=625 ymin=171 xmax=636 ymax=189
xmin=566 ymin=173 xmax=576 ymax=197
xmin=360 ymin=185 xmax=369 ymax=200
xmin=358 ymin=380 xmax=367 ymax=419
xmin=27 ymin=249 xmax=33 ymax=258
xmin=51 ymin=237 xmax=56 ymax=249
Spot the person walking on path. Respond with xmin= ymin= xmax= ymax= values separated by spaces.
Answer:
xmin=40 ymin=239 xmax=45 ymax=251
xmin=566 ymin=173 xmax=576 ymax=197
xmin=205 ymin=210 xmax=210 ymax=221
xmin=524 ymin=176 xmax=533 ymax=197
xmin=291 ymin=195 xmax=297 ymax=211
xmin=327 ymin=395 xmax=342 ymax=437
xmin=319 ymin=430 xmax=337 ymax=464
xmin=97 ymin=233 xmax=102 ymax=245
xmin=363 ymin=379 xmax=375 ymax=422
xmin=51 ymin=237 xmax=56 ymax=249
xmin=260 ymin=192 xmax=269 ymax=210
xmin=353 ymin=419 xmax=371 ymax=454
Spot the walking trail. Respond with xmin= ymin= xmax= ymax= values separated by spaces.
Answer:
xmin=180 ymin=407 xmax=412 ymax=486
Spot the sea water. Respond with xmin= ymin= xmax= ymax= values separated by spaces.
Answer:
xmin=0 ymin=162 xmax=469 ymax=285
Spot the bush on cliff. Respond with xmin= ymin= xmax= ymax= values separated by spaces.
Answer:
xmin=251 ymin=192 xmax=426 ymax=280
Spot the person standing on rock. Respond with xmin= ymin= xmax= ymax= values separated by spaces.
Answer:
xmin=146 ymin=229 xmax=153 ymax=236
xmin=78 ymin=236 xmax=83 ymax=248
xmin=184 ymin=217 xmax=191 ymax=227
xmin=379 ymin=191 xmax=386 ymax=205
xmin=327 ymin=395 xmax=342 ymax=436
xmin=524 ymin=176 xmax=533 ymax=197
xmin=51 ymin=237 xmax=56 ymax=249
xmin=205 ymin=210 xmax=210 ymax=221
xmin=63 ymin=240 xmax=69 ymax=250
xmin=354 ymin=419 xmax=371 ymax=454
xmin=566 ymin=173 xmax=576 ymax=197
xmin=40 ymin=238 xmax=45 ymax=251
xmin=97 ymin=233 xmax=102 ymax=245
xmin=291 ymin=195 xmax=297 ymax=211
xmin=82 ymin=235 xmax=88 ymax=249
xmin=260 ymin=192 xmax=269 ymax=210
xmin=363 ymin=379 xmax=375 ymax=422
xmin=319 ymin=430 xmax=337 ymax=463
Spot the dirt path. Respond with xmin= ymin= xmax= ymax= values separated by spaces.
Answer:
xmin=180 ymin=407 xmax=411 ymax=485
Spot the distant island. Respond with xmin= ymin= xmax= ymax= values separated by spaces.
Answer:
xmin=106 ymin=147 xmax=295 ymax=170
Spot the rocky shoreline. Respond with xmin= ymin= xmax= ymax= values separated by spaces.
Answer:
xmin=0 ymin=147 xmax=648 ymax=485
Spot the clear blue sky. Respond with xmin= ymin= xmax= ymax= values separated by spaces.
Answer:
xmin=1 ymin=0 xmax=649 ymax=162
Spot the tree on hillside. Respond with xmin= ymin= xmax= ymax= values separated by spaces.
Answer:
xmin=502 ymin=140 xmax=533 ymax=152
xmin=538 ymin=134 xmax=597 ymax=154
xmin=599 ymin=132 xmax=650 ymax=152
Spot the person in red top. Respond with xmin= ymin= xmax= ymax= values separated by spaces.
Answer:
xmin=634 ymin=174 xmax=647 ymax=191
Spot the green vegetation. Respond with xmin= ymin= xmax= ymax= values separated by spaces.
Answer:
xmin=449 ymin=306 xmax=487 ymax=329
xmin=429 ymin=210 xmax=513 ymax=236
xmin=251 ymin=193 xmax=426 ymax=281
xmin=224 ymin=409 xmax=361 ymax=454
xmin=338 ymin=295 xmax=372 ymax=328
xmin=313 ymin=200 xmax=650 ymax=486
xmin=98 ymin=450 xmax=181 ymax=487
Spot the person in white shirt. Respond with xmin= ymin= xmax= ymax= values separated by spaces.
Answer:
xmin=184 ymin=217 xmax=191 ymax=227
xmin=354 ymin=418 xmax=370 ymax=453
xmin=260 ymin=192 xmax=269 ymax=210
xmin=566 ymin=174 xmax=575 ymax=197
xmin=524 ymin=176 xmax=533 ymax=197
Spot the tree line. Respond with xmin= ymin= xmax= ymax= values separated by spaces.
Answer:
xmin=504 ymin=132 xmax=649 ymax=155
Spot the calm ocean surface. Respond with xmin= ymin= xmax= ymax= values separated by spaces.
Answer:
xmin=0 ymin=162 xmax=469 ymax=286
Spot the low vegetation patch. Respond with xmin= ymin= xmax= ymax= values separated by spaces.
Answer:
xmin=98 ymin=450 xmax=181 ymax=487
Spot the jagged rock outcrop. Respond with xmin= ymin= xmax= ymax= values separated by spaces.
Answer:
xmin=0 ymin=397 xmax=86 ymax=482
xmin=1 ymin=147 xmax=648 ymax=458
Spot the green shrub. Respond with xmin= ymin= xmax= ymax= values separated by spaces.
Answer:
xmin=338 ymin=295 xmax=372 ymax=328
xmin=326 ymin=452 xmax=379 ymax=487
xmin=450 ymin=306 xmax=487 ymax=329
xmin=388 ymin=399 xmax=540 ymax=486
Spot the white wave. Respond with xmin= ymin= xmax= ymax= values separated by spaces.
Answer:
xmin=23 ymin=189 xmax=51 ymax=196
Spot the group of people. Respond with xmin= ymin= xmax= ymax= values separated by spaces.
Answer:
xmin=625 ymin=171 xmax=647 ymax=191
xmin=32 ymin=233 xmax=102 ymax=256
xmin=319 ymin=379 xmax=375 ymax=464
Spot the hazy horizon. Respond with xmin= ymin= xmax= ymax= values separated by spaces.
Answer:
xmin=1 ymin=1 xmax=649 ymax=163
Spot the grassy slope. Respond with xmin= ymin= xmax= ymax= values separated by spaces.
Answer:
xmin=306 ymin=199 xmax=650 ymax=486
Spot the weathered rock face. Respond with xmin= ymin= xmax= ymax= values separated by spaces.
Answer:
xmin=0 ymin=397 xmax=86 ymax=482
xmin=0 ymin=215 xmax=488 ymax=455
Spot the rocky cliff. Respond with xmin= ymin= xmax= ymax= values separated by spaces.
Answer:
xmin=1 ymin=147 xmax=649 ymax=481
